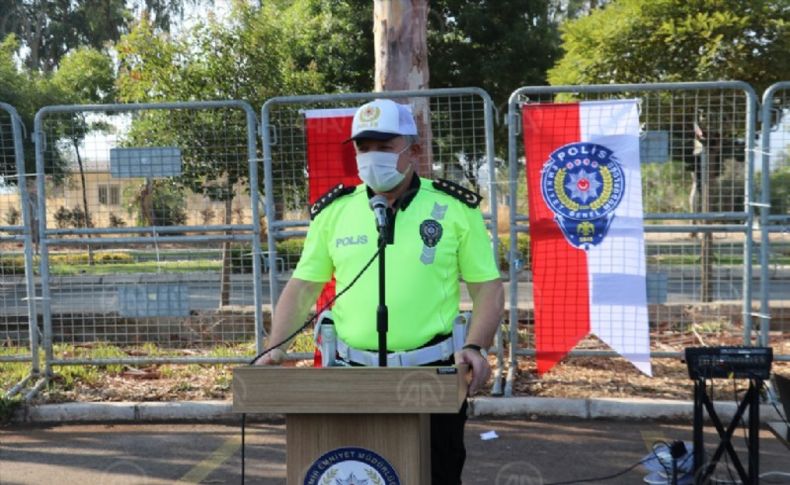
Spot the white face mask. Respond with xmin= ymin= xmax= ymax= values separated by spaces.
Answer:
xmin=356 ymin=145 xmax=411 ymax=193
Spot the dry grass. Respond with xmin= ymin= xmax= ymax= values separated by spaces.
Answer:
xmin=23 ymin=352 xmax=790 ymax=404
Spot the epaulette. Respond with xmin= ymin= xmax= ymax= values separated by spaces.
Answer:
xmin=432 ymin=179 xmax=482 ymax=208
xmin=309 ymin=183 xmax=355 ymax=220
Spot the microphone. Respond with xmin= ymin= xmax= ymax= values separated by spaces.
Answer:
xmin=369 ymin=195 xmax=389 ymax=232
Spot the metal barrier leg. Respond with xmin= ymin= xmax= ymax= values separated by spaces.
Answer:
xmin=491 ymin=326 xmax=504 ymax=396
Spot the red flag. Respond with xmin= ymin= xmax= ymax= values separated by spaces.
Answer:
xmin=304 ymin=108 xmax=360 ymax=366
xmin=523 ymin=103 xmax=590 ymax=374
xmin=305 ymin=108 xmax=360 ymax=201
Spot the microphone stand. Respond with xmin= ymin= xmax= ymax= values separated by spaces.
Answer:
xmin=377 ymin=224 xmax=389 ymax=367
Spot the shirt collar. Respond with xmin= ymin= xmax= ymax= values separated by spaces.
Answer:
xmin=365 ymin=174 xmax=421 ymax=211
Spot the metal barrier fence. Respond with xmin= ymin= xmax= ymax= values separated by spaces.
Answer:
xmin=0 ymin=102 xmax=39 ymax=397
xmin=33 ymin=101 xmax=262 ymax=374
xmin=505 ymin=81 xmax=764 ymax=394
xmin=1 ymin=81 xmax=788 ymax=399
xmin=260 ymin=89 xmax=505 ymax=390
xmin=759 ymin=82 xmax=790 ymax=355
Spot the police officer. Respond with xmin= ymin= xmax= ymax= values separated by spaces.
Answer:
xmin=255 ymin=98 xmax=504 ymax=484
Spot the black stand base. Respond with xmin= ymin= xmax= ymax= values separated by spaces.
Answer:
xmin=692 ymin=377 xmax=762 ymax=484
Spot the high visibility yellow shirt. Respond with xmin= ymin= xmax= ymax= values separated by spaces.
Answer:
xmin=293 ymin=176 xmax=500 ymax=351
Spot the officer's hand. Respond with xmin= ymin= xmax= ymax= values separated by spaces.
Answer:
xmin=253 ymin=348 xmax=286 ymax=366
xmin=454 ymin=348 xmax=490 ymax=395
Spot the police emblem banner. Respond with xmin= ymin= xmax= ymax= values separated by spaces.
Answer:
xmin=522 ymin=99 xmax=651 ymax=376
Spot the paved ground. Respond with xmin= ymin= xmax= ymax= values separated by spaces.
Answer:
xmin=1 ymin=417 xmax=789 ymax=484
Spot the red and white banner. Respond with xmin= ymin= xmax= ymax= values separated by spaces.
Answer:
xmin=522 ymin=100 xmax=651 ymax=376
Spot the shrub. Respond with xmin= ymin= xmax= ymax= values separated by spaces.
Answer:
xmin=497 ymin=233 xmax=530 ymax=272
xmin=50 ymin=253 xmax=90 ymax=265
xmin=0 ymin=255 xmax=26 ymax=275
xmin=277 ymin=238 xmax=305 ymax=269
xmin=199 ymin=207 xmax=215 ymax=226
xmin=0 ymin=396 xmax=21 ymax=424
xmin=54 ymin=206 xmax=71 ymax=229
xmin=68 ymin=205 xmax=92 ymax=228
xmin=50 ymin=252 xmax=133 ymax=265
xmin=227 ymin=239 xmax=305 ymax=273
xmin=126 ymin=180 xmax=187 ymax=227
xmin=768 ymin=167 xmax=790 ymax=215
xmin=229 ymin=245 xmax=254 ymax=274
xmin=4 ymin=207 xmax=20 ymax=226
xmin=53 ymin=206 xmax=93 ymax=229
xmin=108 ymin=213 xmax=126 ymax=228
xmin=96 ymin=252 xmax=134 ymax=263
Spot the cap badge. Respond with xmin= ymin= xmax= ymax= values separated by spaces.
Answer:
xmin=359 ymin=106 xmax=381 ymax=123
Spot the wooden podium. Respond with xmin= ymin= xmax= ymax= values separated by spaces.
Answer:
xmin=233 ymin=366 xmax=468 ymax=484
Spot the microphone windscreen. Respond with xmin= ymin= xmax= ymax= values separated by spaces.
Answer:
xmin=369 ymin=195 xmax=388 ymax=211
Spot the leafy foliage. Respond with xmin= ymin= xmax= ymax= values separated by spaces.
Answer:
xmin=549 ymin=0 xmax=790 ymax=94
xmin=430 ymin=0 xmax=561 ymax=103
xmin=0 ymin=0 xmax=128 ymax=72
xmin=758 ymin=165 xmax=790 ymax=215
xmin=124 ymin=180 xmax=187 ymax=227
xmin=116 ymin=5 xmax=329 ymax=207
xmin=0 ymin=34 xmax=114 ymax=184
xmin=117 ymin=4 xmax=325 ymax=106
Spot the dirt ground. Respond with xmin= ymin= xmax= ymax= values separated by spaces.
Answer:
xmin=34 ymin=350 xmax=790 ymax=405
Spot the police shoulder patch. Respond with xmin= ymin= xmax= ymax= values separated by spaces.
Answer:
xmin=432 ymin=178 xmax=482 ymax=208
xmin=309 ymin=184 xmax=356 ymax=220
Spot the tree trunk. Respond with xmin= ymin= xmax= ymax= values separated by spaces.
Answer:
xmin=73 ymin=138 xmax=94 ymax=265
xmin=373 ymin=0 xmax=432 ymax=176
xmin=141 ymin=178 xmax=154 ymax=226
xmin=700 ymin=150 xmax=713 ymax=303
xmin=219 ymin=189 xmax=234 ymax=308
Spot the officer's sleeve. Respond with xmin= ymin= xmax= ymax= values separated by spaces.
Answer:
xmin=457 ymin=204 xmax=501 ymax=283
xmin=291 ymin=213 xmax=334 ymax=283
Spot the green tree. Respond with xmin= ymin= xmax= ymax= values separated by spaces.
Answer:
xmin=0 ymin=35 xmax=30 ymax=178
xmin=270 ymin=0 xmax=374 ymax=93
xmin=548 ymin=0 xmax=790 ymax=94
xmin=427 ymin=0 xmax=562 ymax=185
xmin=0 ymin=35 xmax=62 ymax=177
xmin=48 ymin=47 xmax=115 ymax=238
xmin=548 ymin=0 xmax=790 ymax=302
xmin=127 ymin=0 xmax=208 ymax=33
xmin=125 ymin=179 xmax=187 ymax=227
xmin=1 ymin=34 xmax=115 ymax=177
xmin=0 ymin=0 xmax=128 ymax=72
xmin=431 ymin=0 xmax=561 ymax=103
xmin=116 ymin=4 xmax=325 ymax=306
xmin=0 ymin=0 xmax=209 ymax=73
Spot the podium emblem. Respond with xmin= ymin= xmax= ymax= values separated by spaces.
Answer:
xmin=304 ymin=447 xmax=400 ymax=485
